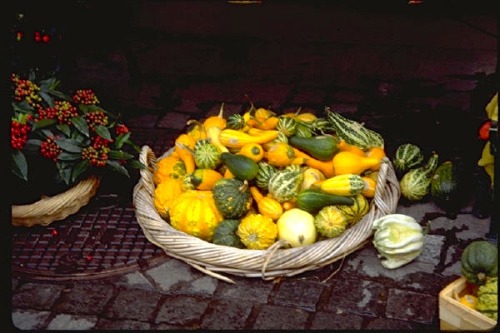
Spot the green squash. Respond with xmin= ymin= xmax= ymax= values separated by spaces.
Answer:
xmin=430 ymin=159 xmax=466 ymax=216
xmin=276 ymin=116 xmax=298 ymax=137
xmin=392 ymin=143 xmax=424 ymax=177
xmin=400 ymin=151 xmax=439 ymax=201
xmin=220 ymin=152 xmax=259 ymax=181
xmin=212 ymin=178 xmax=252 ymax=219
xmin=255 ymin=161 xmax=277 ymax=190
xmin=476 ymin=277 xmax=498 ymax=321
xmin=212 ymin=219 xmax=245 ymax=248
xmin=461 ymin=240 xmax=498 ymax=286
xmin=296 ymin=188 xmax=353 ymax=214
xmin=194 ymin=139 xmax=221 ymax=169
xmin=289 ymin=135 xmax=339 ymax=161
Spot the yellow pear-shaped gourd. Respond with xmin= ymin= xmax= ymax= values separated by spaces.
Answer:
xmin=332 ymin=151 xmax=381 ymax=175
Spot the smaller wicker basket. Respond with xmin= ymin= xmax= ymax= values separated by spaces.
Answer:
xmin=12 ymin=176 xmax=101 ymax=227
xmin=133 ymin=145 xmax=401 ymax=283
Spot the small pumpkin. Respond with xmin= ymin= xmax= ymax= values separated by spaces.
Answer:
xmin=461 ymin=240 xmax=498 ymax=286
xmin=153 ymin=154 xmax=186 ymax=185
xmin=153 ymin=177 xmax=184 ymax=219
xmin=237 ymin=213 xmax=278 ymax=250
xmin=212 ymin=178 xmax=253 ymax=219
xmin=169 ymin=190 xmax=224 ymax=241
xmin=314 ymin=205 xmax=349 ymax=238
xmin=212 ymin=219 xmax=245 ymax=248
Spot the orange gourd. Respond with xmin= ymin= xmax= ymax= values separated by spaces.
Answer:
xmin=332 ymin=151 xmax=381 ymax=175
xmin=365 ymin=147 xmax=386 ymax=171
xmin=337 ymin=139 xmax=365 ymax=156
xmin=153 ymin=154 xmax=186 ymax=185
xmin=153 ymin=177 xmax=184 ymax=219
xmin=361 ymin=176 xmax=377 ymax=198
xmin=174 ymin=134 xmax=196 ymax=174
xmin=250 ymin=186 xmax=283 ymax=220
xmin=264 ymin=142 xmax=296 ymax=167
xmin=237 ymin=143 xmax=265 ymax=162
xmin=189 ymin=168 xmax=224 ymax=190
xmin=292 ymin=148 xmax=335 ymax=178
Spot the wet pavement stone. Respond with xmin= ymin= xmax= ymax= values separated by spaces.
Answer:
xmin=252 ymin=304 xmax=310 ymax=330
xmin=270 ymin=279 xmax=325 ymax=312
xmin=52 ymin=283 xmax=114 ymax=315
xmin=154 ymin=296 xmax=209 ymax=326
xmin=11 ymin=283 xmax=65 ymax=310
xmin=199 ymin=299 xmax=253 ymax=330
xmin=105 ymin=289 xmax=162 ymax=321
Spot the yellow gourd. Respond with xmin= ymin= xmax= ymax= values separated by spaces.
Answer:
xmin=174 ymin=134 xmax=196 ymax=174
xmin=291 ymin=148 xmax=335 ymax=178
xmin=300 ymin=167 xmax=326 ymax=190
xmin=189 ymin=168 xmax=224 ymax=190
xmin=249 ymin=186 xmax=283 ymax=220
xmin=153 ymin=154 xmax=186 ymax=185
xmin=219 ymin=128 xmax=279 ymax=148
xmin=237 ymin=213 xmax=278 ymax=250
xmin=337 ymin=139 xmax=365 ymax=156
xmin=204 ymin=104 xmax=229 ymax=153
xmin=459 ymin=294 xmax=478 ymax=310
xmin=237 ymin=143 xmax=265 ymax=162
xmin=361 ymin=176 xmax=377 ymax=198
xmin=153 ymin=177 xmax=184 ymax=219
xmin=169 ymin=190 xmax=224 ymax=241
xmin=365 ymin=146 xmax=386 ymax=160
xmin=185 ymin=119 xmax=207 ymax=141
xmin=264 ymin=142 xmax=296 ymax=167
xmin=332 ymin=151 xmax=381 ymax=175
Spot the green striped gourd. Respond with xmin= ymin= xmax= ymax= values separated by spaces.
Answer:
xmin=294 ymin=123 xmax=313 ymax=138
xmin=193 ymin=139 xmax=221 ymax=169
xmin=477 ymin=277 xmax=498 ymax=321
xmin=277 ymin=116 xmax=298 ymax=137
xmin=392 ymin=143 xmax=424 ymax=176
xmin=268 ymin=165 xmax=304 ymax=202
xmin=325 ymin=107 xmax=384 ymax=149
xmin=226 ymin=113 xmax=246 ymax=130
xmin=336 ymin=193 xmax=370 ymax=226
xmin=400 ymin=151 xmax=439 ymax=201
xmin=255 ymin=161 xmax=277 ymax=190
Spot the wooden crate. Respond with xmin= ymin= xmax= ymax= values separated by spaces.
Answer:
xmin=439 ymin=277 xmax=497 ymax=331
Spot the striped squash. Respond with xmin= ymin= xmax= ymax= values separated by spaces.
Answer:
xmin=392 ymin=143 xmax=424 ymax=176
xmin=325 ymin=107 xmax=384 ymax=150
xmin=268 ymin=165 xmax=304 ymax=202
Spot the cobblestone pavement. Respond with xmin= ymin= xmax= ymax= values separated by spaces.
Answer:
xmin=11 ymin=92 xmax=496 ymax=331
xmin=10 ymin=200 xmax=493 ymax=330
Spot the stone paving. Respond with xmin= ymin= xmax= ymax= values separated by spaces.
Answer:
xmin=11 ymin=200 xmax=493 ymax=330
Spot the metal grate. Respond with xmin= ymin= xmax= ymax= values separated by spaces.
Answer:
xmin=11 ymin=127 xmax=178 ymax=282
xmin=12 ymin=201 xmax=168 ymax=281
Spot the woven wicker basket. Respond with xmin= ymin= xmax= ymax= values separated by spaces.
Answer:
xmin=133 ymin=145 xmax=400 ymax=283
xmin=12 ymin=176 xmax=100 ymax=227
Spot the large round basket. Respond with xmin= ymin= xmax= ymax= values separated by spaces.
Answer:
xmin=133 ymin=145 xmax=400 ymax=283
xmin=12 ymin=176 xmax=101 ymax=227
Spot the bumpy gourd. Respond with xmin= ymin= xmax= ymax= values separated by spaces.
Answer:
xmin=372 ymin=214 xmax=424 ymax=269
xmin=153 ymin=154 xmax=186 ymax=185
xmin=212 ymin=219 xmax=245 ymax=248
xmin=212 ymin=178 xmax=253 ymax=219
xmin=476 ymin=277 xmax=498 ymax=321
xmin=169 ymin=190 xmax=223 ymax=241
xmin=336 ymin=193 xmax=369 ymax=226
xmin=237 ymin=213 xmax=278 ymax=250
xmin=153 ymin=177 xmax=184 ymax=219
xmin=268 ymin=165 xmax=304 ymax=203
xmin=461 ymin=240 xmax=498 ymax=286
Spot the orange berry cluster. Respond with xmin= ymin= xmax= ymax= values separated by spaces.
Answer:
xmin=85 ymin=111 xmax=109 ymax=131
xmin=81 ymin=145 xmax=110 ymax=167
xmin=54 ymin=100 xmax=78 ymax=125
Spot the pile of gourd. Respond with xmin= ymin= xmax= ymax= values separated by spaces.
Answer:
xmin=391 ymin=142 xmax=466 ymax=214
xmin=153 ymin=103 xmax=386 ymax=250
xmin=458 ymin=240 xmax=498 ymax=321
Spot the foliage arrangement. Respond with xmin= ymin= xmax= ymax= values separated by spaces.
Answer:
xmin=10 ymin=71 xmax=143 ymax=199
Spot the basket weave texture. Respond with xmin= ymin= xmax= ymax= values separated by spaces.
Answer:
xmin=133 ymin=145 xmax=401 ymax=283
xmin=12 ymin=176 xmax=100 ymax=227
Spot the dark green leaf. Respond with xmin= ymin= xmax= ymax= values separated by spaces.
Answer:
xmin=55 ymin=138 xmax=83 ymax=153
xmin=94 ymin=125 xmax=111 ymax=140
xmin=39 ymin=91 xmax=54 ymax=107
xmin=128 ymin=159 xmax=145 ymax=169
xmin=32 ymin=118 xmax=56 ymax=130
xmin=71 ymin=160 xmax=90 ymax=183
xmin=12 ymin=100 xmax=34 ymax=113
xmin=106 ymin=160 xmax=130 ymax=177
xmin=49 ymin=90 xmax=70 ymax=101
xmin=57 ymin=163 xmax=72 ymax=185
xmin=108 ymin=150 xmax=134 ymax=160
xmin=58 ymin=123 xmax=71 ymax=136
xmin=71 ymin=116 xmax=90 ymax=138
xmin=114 ymin=132 xmax=130 ymax=149
xmin=11 ymin=150 xmax=28 ymax=181
xmin=58 ymin=151 xmax=82 ymax=161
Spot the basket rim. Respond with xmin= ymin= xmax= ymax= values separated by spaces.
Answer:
xmin=12 ymin=176 xmax=101 ymax=227
xmin=133 ymin=145 xmax=401 ymax=282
